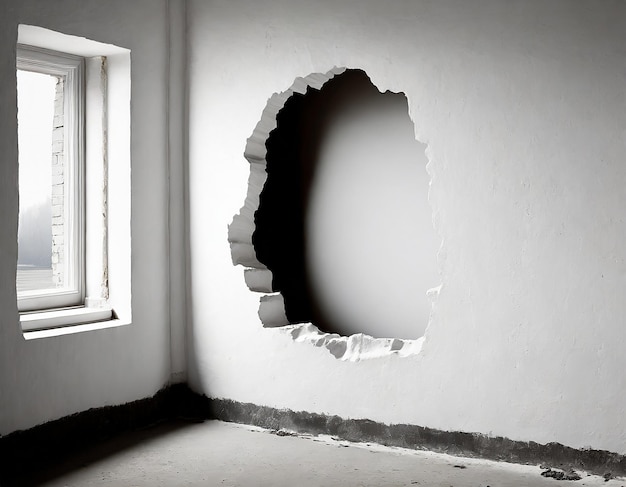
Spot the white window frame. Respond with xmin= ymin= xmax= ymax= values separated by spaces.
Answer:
xmin=16 ymin=44 xmax=85 ymax=313
xmin=15 ymin=25 xmax=132 ymax=336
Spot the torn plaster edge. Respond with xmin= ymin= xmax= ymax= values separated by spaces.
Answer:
xmin=227 ymin=66 xmax=427 ymax=361
xmin=280 ymin=322 xmax=425 ymax=362
xmin=407 ymin=103 xmax=446 ymax=344
xmin=255 ymin=293 xmax=426 ymax=361
xmin=228 ymin=65 xmax=347 ymax=267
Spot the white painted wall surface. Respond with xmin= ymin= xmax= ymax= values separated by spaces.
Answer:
xmin=187 ymin=0 xmax=626 ymax=454
xmin=0 ymin=0 xmax=186 ymax=434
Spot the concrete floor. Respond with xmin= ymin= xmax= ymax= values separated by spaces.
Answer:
xmin=6 ymin=420 xmax=625 ymax=487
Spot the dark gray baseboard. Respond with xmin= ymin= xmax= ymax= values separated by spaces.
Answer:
xmin=1 ymin=384 xmax=624 ymax=480
xmin=202 ymin=397 xmax=626 ymax=478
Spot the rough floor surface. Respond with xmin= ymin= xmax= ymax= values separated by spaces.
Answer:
xmin=5 ymin=420 xmax=625 ymax=487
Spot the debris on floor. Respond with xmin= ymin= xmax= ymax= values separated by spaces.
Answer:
xmin=270 ymin=428 xmax=299 ymax=437
xmin=540 ymin=467 xmax=582 ymax=481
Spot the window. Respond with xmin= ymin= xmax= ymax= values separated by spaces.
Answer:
xmin=15 ymin=25 xmax=131 ymax=335
xmin=16 ymin=45 xmax=85 ymax=313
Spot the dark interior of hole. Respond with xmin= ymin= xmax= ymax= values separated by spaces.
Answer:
xmin=253 ymin=69 xmax=409 ymax=335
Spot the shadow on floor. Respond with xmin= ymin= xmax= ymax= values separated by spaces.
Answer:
xmin=1 ymin=419 xmax=203 ymax=487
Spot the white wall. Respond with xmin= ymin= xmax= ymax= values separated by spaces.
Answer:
xmin=187 ymin=0 xmax=626 ymax=454
xmin=0 ymin=0 xmax=186 ymax=434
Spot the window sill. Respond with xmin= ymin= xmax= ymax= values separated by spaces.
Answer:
xmin=21 ymin=306 xmax=115 ymax=337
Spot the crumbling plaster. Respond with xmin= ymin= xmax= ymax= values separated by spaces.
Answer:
xmin=228 ymin=67 xmax=438 ymax=360
xmin=188 ymin=0 xmax=626 ymax=454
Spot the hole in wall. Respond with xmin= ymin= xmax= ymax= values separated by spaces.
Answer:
xmin=229 ymin=67 xmax=440 ymax=360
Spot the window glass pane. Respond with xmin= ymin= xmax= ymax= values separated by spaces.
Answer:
xmin=16 ymin=69 xmax=60 ymax=294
